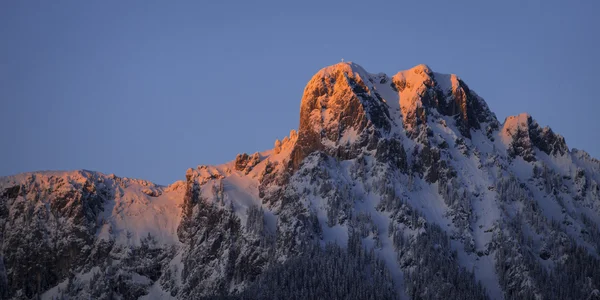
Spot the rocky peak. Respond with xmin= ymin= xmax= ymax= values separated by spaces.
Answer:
xmin=289 ymin=62 xmax=392 ymax=170
xmin=392 ymin=64 xmax=498 ymax=139
xmin=501 ymin=113 xmax=568 ymax=161
xmin=288 ymin=62 xmax=501 ymax=170
xmin=391 ymin=64 xmax=438 ymax=135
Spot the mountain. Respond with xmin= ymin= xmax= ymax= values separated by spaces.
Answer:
xmin=1 ymin=62 xmax=600 ymax=300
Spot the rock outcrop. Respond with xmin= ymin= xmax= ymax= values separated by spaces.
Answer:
xmin=290 ymin=62 xmax=391 ymax=170
xmin=502 ymin=113 xmax=568 ymax=161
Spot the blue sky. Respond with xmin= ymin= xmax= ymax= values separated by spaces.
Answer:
xmin=1 ymin=0 xmax=598 ymax=184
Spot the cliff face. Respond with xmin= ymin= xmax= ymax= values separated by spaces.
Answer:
xmin=1 ymin=62 xmax=599 ymax=300
xmin=291 ymin=62 xmax=391 ymax=171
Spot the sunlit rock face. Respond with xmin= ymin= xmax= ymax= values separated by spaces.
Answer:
xmin=290 ymin=62 xmax=500 ymax=173
xmin=392 ymin=64 xmax=498 ymax=139
xmin=290 ymin=62 xmax=498 ymax=172
xmin=2 ymin=62 xmax=600 ymax=300
xmin=291 ymin=62 xmax=391 ymax=171
xmin=502 ymin=113 xmax=568 ymax=162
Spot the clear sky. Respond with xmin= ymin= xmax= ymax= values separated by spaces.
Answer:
xmin=1 ymin=0 xmax=598 ymax=185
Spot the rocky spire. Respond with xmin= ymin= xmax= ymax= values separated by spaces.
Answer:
xmin=501 ymin=113 xmax=568 ymax=161
xmin=392 ymin=64 xmax=498 ymax=138
xmin=290 ymin=62 xmax=392 ymax=170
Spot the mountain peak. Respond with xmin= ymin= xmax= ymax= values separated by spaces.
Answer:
xmin=317 ymin=61 xmax=368 ymax=75
xmin=290 ymin=62 xmax=392 ymax=170
xmin=502 ymin=113 xmax=568 ymax=161
xmin=408 ymin=63 xmax=433 ymax=75
xmin=390 ymin=64 xmax=498 ymax=138
xmin=289 ymin=62 xmax=503 ymax=169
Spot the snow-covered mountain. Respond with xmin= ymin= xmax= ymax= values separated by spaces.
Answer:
xmin=1 ymin=62 xmax=600 ymax=300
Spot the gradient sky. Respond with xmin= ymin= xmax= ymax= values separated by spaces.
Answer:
xmin=1 ymin=0 xmax=598 ymax=185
